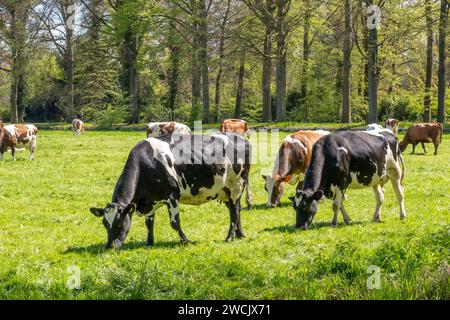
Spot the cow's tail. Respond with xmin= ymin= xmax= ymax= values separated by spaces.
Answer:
xmin=398 ymin=147 xmax=405 ymax=184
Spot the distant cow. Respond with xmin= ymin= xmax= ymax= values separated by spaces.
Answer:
xmin=220 ymin=119 xmax=250 ymax=138
xmin=147 ymin=122 xmax=191 ymax=138
xmin=291 ymin=130 xmax=405 ymax=230
xmin=72 ymin=119 xmax=85 ymax=136
xmin=263 ymin=130 xmax=329 ymax=207
xmin=90 ymin=133 xmax=251 ymax=249
xmin=0 ymin=122 xmax=38 ymax=160
xmin=366 ymin=123 xmax=383 ymax=131
xmin=385 ymin=118 xmax=399 ymax=135
xmin=399 ymin=122 xmax=442 ymax=155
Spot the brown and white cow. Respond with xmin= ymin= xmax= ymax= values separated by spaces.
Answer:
xmin=220 ymin=119 xmax=250 ymax=138
xmin=399 ymin=122 xmax=443 ymax=155
xmin=385 ymin=118 xmax=399 ymax=135
xmin=72 ymin=119 xmax=85 ymax=136
xmin=0 ymin=122 xmax=38 ymax=160
xmin=147 ymin=122 xmax=191 ymax=138
xmin=263 ymin=130 xmax=329 ymax=208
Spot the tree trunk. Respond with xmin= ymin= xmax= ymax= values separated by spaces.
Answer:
xmin=275 ymin=0 xmax=287 ymax=122
xmin=199 ymin=0 xmax=210 ymax=123
xmin=262 ymin=24 xmax=273 ymax=122
xmin=300 ymin=0 xmax=310 ymax=120
xmin=214 ymin=0 xmax=231 ymax=122
xmin=9 ymin=7 xmax=27 ymax=123
xmin=341 ymin=0 xmax=352 ymax=123
xmin=367 ymin=25 xmax=378 ymax=123
xmin=63 ymin=1 xmax=75 ymax=121
xmin=437 ymin=0 xmax=448 ymax=123
xmin=424 ymin=0 xmax=433 ymax=122
xmin=130 ymin=36 xmax=139 ymax=124
xmin=167 ymin=19 xmax=180 ymax=121
xmin=234 ymin=50 xmax=246 ymax=119
xmin=191 ymin=23 xmax=202 ymax=122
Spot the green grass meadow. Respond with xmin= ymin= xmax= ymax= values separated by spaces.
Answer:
xmin=0 ymin=129 xmax=448 ymax=299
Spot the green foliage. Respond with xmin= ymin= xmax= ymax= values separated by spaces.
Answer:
xmin=379 ymin=92 xmax=423 ymax=121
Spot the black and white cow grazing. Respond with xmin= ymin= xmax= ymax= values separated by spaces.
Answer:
xmin=291 ymin=130 xmax=406 ymax=230
xmin=90 ymin=133 xmax=251 ymax=249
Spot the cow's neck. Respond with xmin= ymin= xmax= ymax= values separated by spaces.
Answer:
xmin=112 ymin=160 xmax=140 ymax=208
xmin=302 ymin=153 xmax=324 ymax=194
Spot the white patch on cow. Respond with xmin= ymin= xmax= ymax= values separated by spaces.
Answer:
xmin=337 ymin=146 xmax=348 ymax=154
xmin=104 ymin=207 xmax=117 ymax=228
xmin=284 ymin=135 xmax=307 ymax=153
xmin=294 ymin=194 xmax=301 ymax=207
xmin=366 ymin=123 xmax=383 ymax=131
xmin=145 ymin=138 xmax=178 ymax=182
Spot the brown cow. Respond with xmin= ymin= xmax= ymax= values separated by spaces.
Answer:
xmin=399 ymin=122 xmax=443 ymax=155
xmin=263 ymin=130 xmax=330 ymax=207
xmin=0 ymin=122 xmax=38 ymax=160
xmin=385 ymin=118 xmax=399 ymax=135
xmin=72 ymin=119 xmax=85 ymax=136
xmin=220 ymin=119 xmax=250 ymax=138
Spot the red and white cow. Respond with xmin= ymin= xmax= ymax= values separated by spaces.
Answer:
xmin=0 ymin=122 xmax=38 ymax=160
xmin=147 ymin=122 xmax=191 ymax=138
xmin=385 ymin=118 xmax=399 ymax=135
xmin=220 ymin=119 xmax=251 ymax=138
xmin=263 ymin=130 xmax=329 ymax=207
xmin=72 ymin=119 xmax=85 ymax=136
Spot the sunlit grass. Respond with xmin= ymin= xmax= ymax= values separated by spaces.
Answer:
xmin=0 ymin=130 xmax=448 ymax=299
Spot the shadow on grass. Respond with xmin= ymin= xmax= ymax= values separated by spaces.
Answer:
xmin=63 ymin=240 xmax=185 ymax=255
xmin=264 ymin=220 xmax=367 ymax=234
xmin=249 ymin=202 xmax=293 ymax=211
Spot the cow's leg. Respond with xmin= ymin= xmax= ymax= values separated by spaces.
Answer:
xmin=433 ymin=141 xmax=439 ymax=155
xmin=167 ymin=200 xmax=189 ymax=244
xmin=372 ymin=185 xmax=384 ymax=222
xmin=235 ymin=199 xmax=245 ymax=238
xmin=0 ymin=146 xmax=4 ymax=161
xmin=145 ymin=215 xmax=155 ymax=246
xmin=411 ymin=142 xmax=417 ymax=154
xmin=340 ymin=202 xmax=352 ymax=225
xmin=226 ymin=199 xmax=241 ymax=241
xmin=245 ymin=183 xmax=253 ymax=209
xmin=11 ymin=145 xmax=16 ymax=161
xmin=29 ymin=138 xmax=36 ymax=160
xmin=391 ymin=177 xmax=406 ymax=220
xmin=421 ymin=142 xmax=427 ymax=154
xmin=331 ymin=190 xmax=344 ymax=227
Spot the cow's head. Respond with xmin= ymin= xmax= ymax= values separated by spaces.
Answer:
xmin=290 ymin=189 xmax=323 ymax=229
xmin=263 ymin=174 xmax=292 ymax=207
xmin=90 ymin=202 xmax=136 ymax=249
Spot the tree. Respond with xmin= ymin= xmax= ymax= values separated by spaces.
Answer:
xmin=341 ymin=0 xmax=352 ymax=123
xmin=423 ymin=0 xmax=433 ymax=122
xmin=1 ymin=0 xmax=31 ymax=122
xmin=437 ymin=0 xmax=448 ymax=123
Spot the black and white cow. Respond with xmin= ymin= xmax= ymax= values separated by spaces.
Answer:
xmin=291 ymin=130 xmax=406 ymax=229
xmin=90 ymin=133 xmax=251 ymax=249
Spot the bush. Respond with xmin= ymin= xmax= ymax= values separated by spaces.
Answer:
xmin=379 ymin=92 xmax=422 ymax=121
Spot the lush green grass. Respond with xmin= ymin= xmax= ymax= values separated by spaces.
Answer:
xmin=0 ymin=130 xmax=448 ymax=299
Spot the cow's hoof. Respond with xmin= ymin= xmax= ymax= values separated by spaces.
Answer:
xmin=236 ymin=232 xmax=246 ymax=239
xmin=225 ymin=236 xmax=235 ymax=242
xmin=146 ymin=242 xmax=154 ymax=247
xmin=400 ymin=215 xmax=406 ymax=220
xmin=344 ymin=220 xmax=352 ymax=225
xmin=373 ymin=218 xmax=382 ymax=223
xmin=331 ymin=221 xmax=338 ymax=227
xmin=180 ymin=239 xmax=190 ymax=246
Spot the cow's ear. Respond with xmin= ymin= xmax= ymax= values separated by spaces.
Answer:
xmin=90 ymin=207 xmax=105 ymax=217
xmin=123 ymin=203 xmax=136 ymax=215
xmin=262 ymin=175 xmax=268 ymax=181
xmin=281 ymin=175 xmax=292 ymax=183
xmin=288 ymin=196 xmax=296 ymax=203
xmin=312 ymin=190 xmax=324 ymax=201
